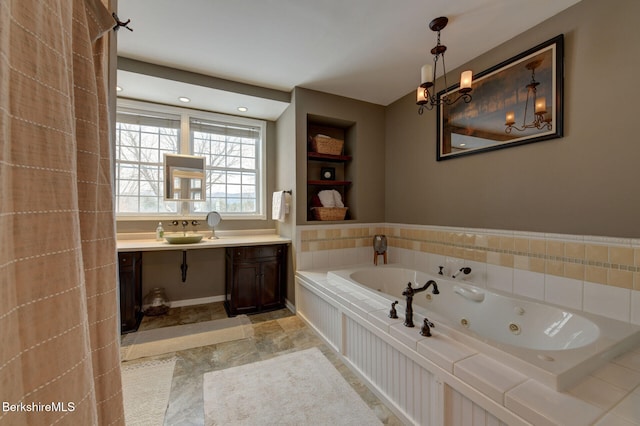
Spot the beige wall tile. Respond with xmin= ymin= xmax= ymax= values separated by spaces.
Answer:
xmin=610 ymin=247 xmax=634 ymax=266
xmin=609 ymin=269 xmax=633 ymax=289
xmin=586 ymin=244 xmax=608 ymax=263
xmin=486 ymin=251 xmax=501 ymax=265
xmin=487 ymin=235 xmax=500 ymax=249
xmin=499 ymin=236 xmax=515 ymax=251
xmin=564 ymin=262 xmax=585 ymax=280
xmin=547 ymin=240 xmax=564 ymax=257
xmin=585 ymin=265 xmax=608 ymax=285
xmin=500 ymin=253 xmax=514 ymax=268
xmin=529 ymin=239 xmax=546 ymax=255
xmin=634 ymin=272 xmax=640 ymax=291
xmin=546 ymin=260 xmax=563 ymax=277
xmin=565 ymin=242 xmax=585 ymax=260
xmin=529 ymin=257 xmax=545 ymax=274
xmin=475 ymin=234 xmax=489 ymax=248
xmin=514 ymin=238 xmax=529 ymax=253
xmin=514 ymin=255 xmax=529 ymax=270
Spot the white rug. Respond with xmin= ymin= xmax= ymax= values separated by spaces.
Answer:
xmin=202 ymin=347 xmax=382 ymax=426
xmin=121 ymin=358 xmax=176 ymax=426
xmin=121 ymin=316 xmax=253 ymax=361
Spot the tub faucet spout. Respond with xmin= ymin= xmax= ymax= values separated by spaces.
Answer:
xmin=402 ymin=280 xmax=439 ymax=327
xmin=452 ymin=267 xmax=472 ymax=279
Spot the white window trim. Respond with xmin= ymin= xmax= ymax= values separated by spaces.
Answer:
xmin=115 ymin=99 xmax=267 ymax=220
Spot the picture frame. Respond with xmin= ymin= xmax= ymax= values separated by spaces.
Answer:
xmin=436 ymin=34 xmax=564 ymax=160
xmin=320 ymin=167 xmax=336 ymax=180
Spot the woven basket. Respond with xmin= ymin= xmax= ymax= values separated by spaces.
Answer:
xmin=311 ymin=207 xmax=348 ymax=221
xmin=311 ymin=135 xmax=344 ymax=155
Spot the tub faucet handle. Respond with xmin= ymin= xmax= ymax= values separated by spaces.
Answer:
xmin=420 ymin=318 xmax=434 ymax=337
xmin=388 ymin=301 xmax=398 ymax=319
xmin=438 ymin=266 xmax=444 ymax=275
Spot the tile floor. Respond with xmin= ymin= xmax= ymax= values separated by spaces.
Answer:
xmin=122 ymin=302 xmax=403 ymax=425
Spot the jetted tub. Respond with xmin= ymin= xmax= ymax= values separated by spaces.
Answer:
xmin=328 ymin=265 xmax=640 ymax=390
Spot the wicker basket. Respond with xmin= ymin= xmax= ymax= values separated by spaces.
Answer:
xmin=311 ymin=207 xmax=348 ymax=221
xmin=311 ymin=135 xmax=344 ymax=155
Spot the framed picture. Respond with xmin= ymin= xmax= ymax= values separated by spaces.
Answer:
xmin=320 ymin=167 xmax=335 ymax=180
xmin=437 ymin=34 xmax=564 ymax=160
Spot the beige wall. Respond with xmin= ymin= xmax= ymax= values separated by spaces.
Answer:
xmin=275 ymin=101 xmax=297 ymax=302
xmin=385 ymin=0 xmax=640 ymax=238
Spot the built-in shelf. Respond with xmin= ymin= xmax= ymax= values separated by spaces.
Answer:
xmin=307 ymin=152 xmax=352 ymax=162
xmin=307 ymin=180 xmax=351 ymax=186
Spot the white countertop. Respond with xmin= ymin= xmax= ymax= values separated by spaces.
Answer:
xmin=117 ymin=231 xmax=291 ymax=252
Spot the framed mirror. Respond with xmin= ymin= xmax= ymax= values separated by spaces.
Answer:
xmin=437 ymin=35 xmax=564 ymax=160
xmin=164 ymin=154 xmax=206 ymax=201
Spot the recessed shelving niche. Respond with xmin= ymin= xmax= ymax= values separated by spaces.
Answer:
xmin=306 ymin=115 xmax=355 ymax=222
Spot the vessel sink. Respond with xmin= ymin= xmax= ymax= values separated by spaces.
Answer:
xmin=164 ymin=234 xmax=204 ymax=244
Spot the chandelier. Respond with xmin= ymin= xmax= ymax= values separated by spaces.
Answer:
xmin=416 ymin=17 xmax=472 ymax=115
xmin=505 ymin=59 xmax=552 ymax=133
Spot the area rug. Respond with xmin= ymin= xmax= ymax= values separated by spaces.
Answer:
xmin=121 ymin=315 xmax=253 ymax=361
xmin=121 ymin=357 xmax=176 ymax=426
xmin=202 ymin=347 xmax=382 ymax=426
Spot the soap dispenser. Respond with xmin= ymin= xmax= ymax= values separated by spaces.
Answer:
xmin=155 ymin=222 xmax=164 ymax=241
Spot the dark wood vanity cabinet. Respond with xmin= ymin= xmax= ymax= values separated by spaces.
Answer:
xmin=225 ymin=244 xmax=287 ymax=316
xmin=118 ymin=251 xmax=143 ymax=334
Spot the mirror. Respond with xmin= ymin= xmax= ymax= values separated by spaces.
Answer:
xmin=164 ymin=154 xmax=206 ymax=201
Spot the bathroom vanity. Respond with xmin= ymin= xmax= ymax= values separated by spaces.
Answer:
xmin=116 ymin=232 xmax=290 ymax=333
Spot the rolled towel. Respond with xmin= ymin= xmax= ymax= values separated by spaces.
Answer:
xmin=317 ymin=190 xmax=336 ymax=207
xmin=332 ymin=189 xmax=344 ymax=208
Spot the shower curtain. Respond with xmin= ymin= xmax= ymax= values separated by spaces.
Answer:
xmin=0 ymin=0 xmax=125 ymax=424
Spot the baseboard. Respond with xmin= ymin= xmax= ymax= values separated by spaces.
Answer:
xmin=284 ymin=298 xmax=296 ymax=313
xmin=168 ymin=295 xmax=225 ymax=308
xmin=158 ymin=295 xmax=294 ymax=311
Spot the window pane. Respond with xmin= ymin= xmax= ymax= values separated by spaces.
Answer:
xmin=115 ymin=110 xmax=180 ymax=214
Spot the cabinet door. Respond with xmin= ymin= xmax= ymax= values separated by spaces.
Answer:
xmin=119 ymin=252 xmax=142 ymax=333
xmin=259 ymin=259 xmax=282 ymax=311
xmin=231 ymin=261 xmax=260 ymax=315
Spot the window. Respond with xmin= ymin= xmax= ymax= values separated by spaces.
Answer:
xmin=115 ymin=100 xmax=266 ymax=219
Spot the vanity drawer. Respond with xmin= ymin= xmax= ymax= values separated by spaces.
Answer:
xmin=229 ymin=244 xmax=284 ymax=260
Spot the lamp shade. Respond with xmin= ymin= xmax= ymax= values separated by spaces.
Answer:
xmin=460 ymin=70 xmax=472 ymax=90
xmin=416 ymin=87 xmax=427 ymax=104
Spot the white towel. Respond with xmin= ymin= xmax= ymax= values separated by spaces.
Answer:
xmin=272 ymin=191 xmax=286 ymax=222
xmin=318 ymin=189 xmax=344 ymax=208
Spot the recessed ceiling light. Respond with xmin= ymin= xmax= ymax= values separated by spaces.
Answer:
xmin=178 ymin=97 xmax=191 ymax=103
xmin=237 ymin=106 xmax=248 ymax=112
xmin=116 ymin=85 xmax=123 ymax=92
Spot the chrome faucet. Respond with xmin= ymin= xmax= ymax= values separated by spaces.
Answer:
xmin=452 ymin=267 xmax=472 ymax=279
xmin=402 ymin=280 xmax=439 ymax=327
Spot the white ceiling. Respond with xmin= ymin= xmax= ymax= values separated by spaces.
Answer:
xmin=116 ymin=0 xmax=581 ymax=120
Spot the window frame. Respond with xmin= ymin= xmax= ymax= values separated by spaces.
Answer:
xmin=115 ymin=99 xmax=267 ymax=221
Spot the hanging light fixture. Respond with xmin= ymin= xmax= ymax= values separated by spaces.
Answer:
xmin=505 ymin=59 xmax=552 ymax=133
xmin=417 ymin=17 xmax=473 ymax=115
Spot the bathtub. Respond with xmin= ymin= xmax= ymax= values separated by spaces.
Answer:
xmin=327 ymin=265 xmax=640 ymax=390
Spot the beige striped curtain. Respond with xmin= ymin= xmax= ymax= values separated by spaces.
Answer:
xmin=0 ymin=0 xmax=124 ymax=425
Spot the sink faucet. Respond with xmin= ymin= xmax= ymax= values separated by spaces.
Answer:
xmin=452 ymin=267 xmax=472 ymax=279
xmin=402 ymin=280 xmax=439 ymax=327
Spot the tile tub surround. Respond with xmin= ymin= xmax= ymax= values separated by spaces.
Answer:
xmin=296 ymin=269 xmax=640 ymax=425
xmin=296 ymin=223 xmax=640 ymax=325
